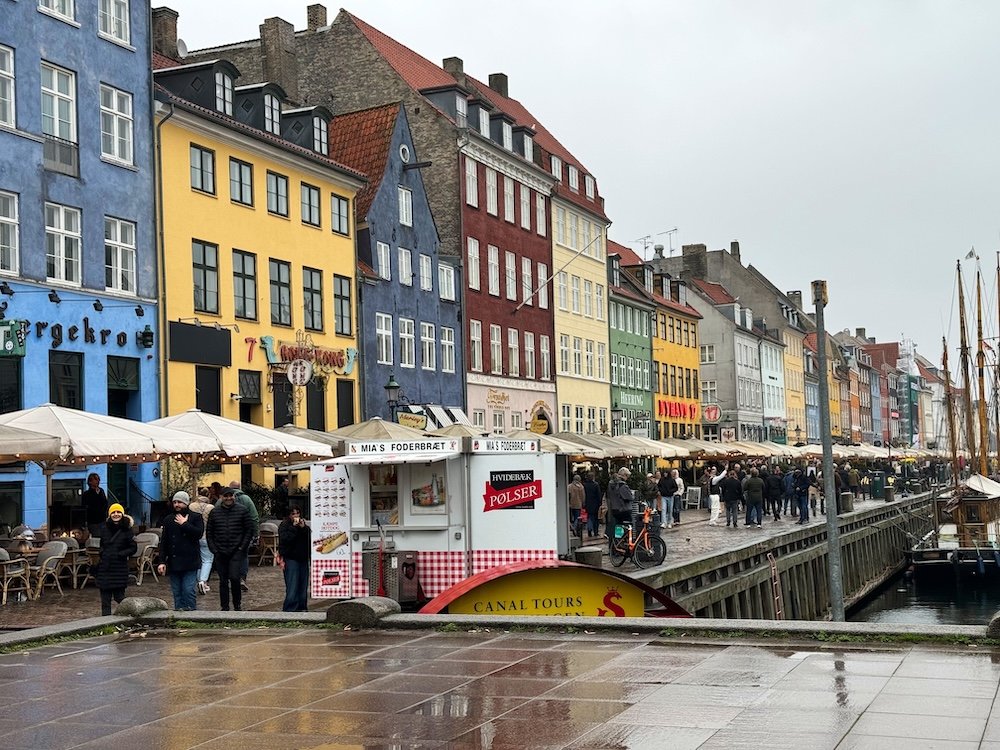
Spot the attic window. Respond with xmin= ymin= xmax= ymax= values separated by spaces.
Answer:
xmin=264 ymin=93 xmax=281 ymax=135
xmin=455 ymin=95 xmax=467 ymax=128
xmin=585 ymin=175 xmax=595 ymax=199
xmin=215 ymin=72 xmax=233 ymax=115
xmin=313 ymin=116 xmax=328 ymax=155
xmin=478 ymin=108 xmax=489 ymax=137
xmin=568 ymin=166 xmax=579 ymax=192
xmin=502 ymin=122 xmax=513 ymax=151
xmin=551 ymin=155 xmax=562 ymax=181
xmin=523 ymin=134 xmax=533 ymax=162
xmin=399 ymin=144 xmax=411 ymax=163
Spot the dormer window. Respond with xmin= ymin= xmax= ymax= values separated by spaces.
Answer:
xmin=568 ymin=166 xmax=579 ymax=192
xmin=456 ymin=94 xmax=467 ymax=127
xmin=523 ymin=134 xmax=533 ymax=162
xmin=502 ymin=121 xmax=513 ymax=151
xmin=643 ymin=267 xmax=653 ymax=293
xmin=551 ymin=155 xmax=562 ymax=181
xmin=215 ymin=72 xmax=233 ymax=115
xmin=611 ymin=257 xmax=620 ymax=287
xmin=312 ymin=116 xmax=328 ymax=155
xmin=479 ymin=108 xmax=490 ymax=137
xmin=263 ymin=93 xmax=281 ymax=135
xmin=585 ymin=175 xmax=595 ymax=199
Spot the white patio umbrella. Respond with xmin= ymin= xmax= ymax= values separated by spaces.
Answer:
xmin=0 ymin=403 xmax=219 ymax=528
xmin=504 ymin=429 xmax=605 ymax=458
xmin=0 ymin=424 xmax=62 ymax=463
xmin=555 ymin=432 xmax=633 ymax=458
xmin=328 ymin=416 xmax=428 ymax=441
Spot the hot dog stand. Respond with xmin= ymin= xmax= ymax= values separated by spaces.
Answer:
xmin=309 ymin=436 xmax=561 ymax=601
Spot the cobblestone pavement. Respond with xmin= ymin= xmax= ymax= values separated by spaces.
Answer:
xmin=2 ymin=628 xmax=999 ymax=749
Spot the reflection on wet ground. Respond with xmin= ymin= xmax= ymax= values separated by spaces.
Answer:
xmin=3 ymin=629 xmax=1000 ymax=749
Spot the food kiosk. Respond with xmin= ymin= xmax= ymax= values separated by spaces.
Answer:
xmin=310 ymin=436 xmax=561 ymax=600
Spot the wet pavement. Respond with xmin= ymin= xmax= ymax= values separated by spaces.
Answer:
xmin=2 ymin=627 xmax=999 ymax=749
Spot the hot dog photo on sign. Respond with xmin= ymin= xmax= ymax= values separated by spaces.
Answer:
xmin=310 ymin=463 xmax=352 ymax=598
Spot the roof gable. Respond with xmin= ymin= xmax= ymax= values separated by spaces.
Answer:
xmin=328 ymin=102 xmax=401 ymax=219
xmin=690 ymin=277 xmax=737 ymax=305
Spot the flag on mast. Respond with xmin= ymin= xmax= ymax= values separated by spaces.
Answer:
xmin=966 ymin=248 xmax=978 ymax=260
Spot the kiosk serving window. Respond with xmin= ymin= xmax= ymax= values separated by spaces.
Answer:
xmin=368 ymin=465 xmax=398 ymax=526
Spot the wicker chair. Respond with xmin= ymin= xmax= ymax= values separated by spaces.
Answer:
xmin=28 ymin=541 xmax=67 ymax=599
xmin=0 ymin=547 xmax=31 ymax=604
xmin=132 ymin=532 xmax=159 ymax=586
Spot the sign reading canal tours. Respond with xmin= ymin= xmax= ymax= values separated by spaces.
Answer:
xmin=309 ymin=462 xmax=353 ymax=599
xmin=483 ymin=469 xmax=541 ymax=512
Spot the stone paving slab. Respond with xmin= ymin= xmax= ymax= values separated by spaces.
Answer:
xmin=2 ymin=627 xmax=999 ymax=749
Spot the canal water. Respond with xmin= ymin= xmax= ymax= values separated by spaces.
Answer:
xmin=849 ymin=573 xmax=1000 ymax=626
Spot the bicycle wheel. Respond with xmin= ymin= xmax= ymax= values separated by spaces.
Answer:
xmin=634 ymin=533 xmax=666 ymax=569
xmin=609 ymin=537 xmax=628 ymax=567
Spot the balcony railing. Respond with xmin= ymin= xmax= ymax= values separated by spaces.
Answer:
xmin=43 ymin=134 xmax=79 ymax=177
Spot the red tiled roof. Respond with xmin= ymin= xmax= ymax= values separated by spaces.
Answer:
xmin=358 ymin=260 xmax=379 ymax=280
xmin=917 ymin=361 xmax=941 ymax=383
xmin=651 ymin=291 xmax=702 ymax=319
xmin=863 ymin=342 xmax=900 ymax=369
xmin=804 ymin=332 xmax=818 ymax=352
xmin=608 ymin=240 xmax=644 ymax=267
xmin=341 ymin=10 xmax=607 ymax=221
xmin=328 ymin=103 xmax=401 ymax=220
xmin=690 ymin=277 xmax=737 ymax=305
xmin=153 ymin=51 xmax=179 ymax=69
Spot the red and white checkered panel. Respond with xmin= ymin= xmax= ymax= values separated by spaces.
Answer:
xmin=311 ymin=558 xmax=352 ymax=600
xmin=471 ymin=549 xmax=557 ymax=576
xmin=351 ymin=551 xmax=368 ymax=598
xmin=415 ymin=550 xmax=467 ymax=597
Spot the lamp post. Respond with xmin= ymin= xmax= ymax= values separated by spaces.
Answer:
xmin=610 ymin=404 xmax=624 ymax=437
xmin=384 ymin=373 xmax=404 ymax=422
xmin=794 ymin=424 xmax=803 ymax=446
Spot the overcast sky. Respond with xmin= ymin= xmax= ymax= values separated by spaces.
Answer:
xmin=166 ymin=0 xmax=1000 ymax=366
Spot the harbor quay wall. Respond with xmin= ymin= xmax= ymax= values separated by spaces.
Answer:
xmin=632 ymin=494 xmax=933 ymax=620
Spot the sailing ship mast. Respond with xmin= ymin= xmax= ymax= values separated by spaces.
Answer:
xmin=957 ymin=260 xmax=978 ymax=470
xmin=976 ymin=268 xmax=990 ymax=475
xmin=942 ymin=337 xmax=961 ymax=494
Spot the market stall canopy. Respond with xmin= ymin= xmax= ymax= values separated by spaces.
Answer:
xmin=725 ymin=441 xmax=785 ymax=457
xmin=427 ymin=423 xmax=490 ymax=438
xmin=278 ymin=424 xmax=345 ymax=450
xmin=624 ymin=435 xmax=689 ymax=458
xmin=554 ymin=432 xmax=634 ymax=458
xmin=504 ymin=429 xmax=605 ymax=458
xmin=151 ymin=409 xmax=333 ymax=464
xmin=0 ymin=424 xmax=63 ymax=463
xmin=327 ymin=416 xmax=428 ymax=442
xmin=662 ymin=438 xmax=737 ymax=458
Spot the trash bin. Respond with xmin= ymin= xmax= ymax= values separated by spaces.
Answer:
xmin=884 ymin=486 xmax=895 ymax=502
xmin=871 ymin=471 xmax=885 ymax=499
xmin=840 ymin=492 xmax=854 ymax=513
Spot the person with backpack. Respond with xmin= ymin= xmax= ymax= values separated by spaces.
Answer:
xmin=606 ymin=467 xmax=634 ymax=551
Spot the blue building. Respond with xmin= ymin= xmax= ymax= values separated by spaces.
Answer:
xmin=0 ymin=0 xmax=159 ymax=529
xmin=329 ymin=103 xmax=465 ymax=427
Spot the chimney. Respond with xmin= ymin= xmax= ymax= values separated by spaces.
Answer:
xmin=260 ymin=16 xmax=299 ymax=103
xmin=680 ymin=243 xmax=707 ymax=279
xmin=488 ymin=73 xmax=508 ymax=97
xmin=653 ymin=244 xmax=664 ymax=259
xmin=151 ymin=6 xmax=179 ymax=58
xmin=787 ymin=290 xmax=802 ymax=309
xmin=730 ymin=240 xmax=741 ymax=262
xmin=855 ymin=327 xmax=866 ymax=340
xmin=443 ymin=57 xmax=464 ymax=78
xmin=306 ymin=4 xmax=327 ymax=31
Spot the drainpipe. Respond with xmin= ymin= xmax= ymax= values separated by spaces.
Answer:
xmin=155 ymin=100 xmax=175 ymax=420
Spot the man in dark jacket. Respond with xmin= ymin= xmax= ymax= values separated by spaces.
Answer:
xmin=82 ymin=472 xmax=109 ymax=538
xmin=272 ymin=475 xmax=290 ymax=520
xmin=228 ymin=481 xmax=260 ymax=592
xmin=206 ymin=487 xmax=253 ymax=611
xmin=582 ymin=472 xmax=602 ymax=538
xmin=765 ymin=466 xmax=784 ymax=521
xmin=744 ymin=468 xmax=766 ymax=527
xmin=658 ymin=470 xmax=677 ymax=527
xmin=277 ymin=504 xmax=310 ymax=612
xmin=719 ymin=469 xmax=743 ymax=528
xmin=607 ymin=468 xmax=634 ymax=551
xmin=793 ymin=469 xmax=811 ymax=524
xmin=157 ymin=490 xmax=205 ymax=611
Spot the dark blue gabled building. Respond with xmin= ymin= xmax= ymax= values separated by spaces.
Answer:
xmin=0 ymin=0 xmax=158 ymax=528
xmin=329 ymin=103 xmax=465 ymax=427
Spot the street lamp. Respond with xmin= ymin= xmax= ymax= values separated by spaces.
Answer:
xmin=610 ymin=403 xmax=624 ymax=436
xmin=794 ymin=424 xmax=803 ymax=446
xmin=384 ymin=373 xmax=408 ymax=421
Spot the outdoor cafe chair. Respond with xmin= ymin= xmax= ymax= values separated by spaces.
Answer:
xmin=28 ymin=540 xmax=67 ymax=599
xmin=132 ymin=533 xmax=159 ymax=586
xmin=257 ymin=529 xmax=279 ymax=566
xmin=0 ymin=547 xmax=31 ymax=604
xmin=56 ymin=538 xmax=92 ymax=590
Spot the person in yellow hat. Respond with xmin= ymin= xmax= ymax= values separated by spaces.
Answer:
xmin=94 ymin=503 xmax=136 ymax=616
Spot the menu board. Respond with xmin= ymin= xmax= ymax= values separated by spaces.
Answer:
xmin=310 ymin=462 xmax=353 ymax=599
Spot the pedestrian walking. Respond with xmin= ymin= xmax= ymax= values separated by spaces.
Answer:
xmin=94 ymin=503 xmax=136 ymax=616
xmin=206 ymin=487 xmax=253 ymax=611
xmin=606 ymin=468 xmax=634 ymax=551
xmin=719 ymin=468 xmax=743 ymax=528
xmin=744 ymin=468 xmax=765 ymax=527
xmin=670 ymin=469 xmax=685 ymax=526
xmin=568 ymin=474 xmax=585 ymax=536
xmin=794 ymin=468 xmax=811 ymax=524
xmin=765 ymin=466 xmax=784 ymax=521
xmin=189 ymin=489 xmax=214 ymax=595
xmin=228 ymin=481 xmax=259 ymax=592
xmin=658 ymin=469 xmax=677 ymax=528
xmin=582 ymin=472 xmax=602 ymax=537
xmin=156 ymin=490 xmax=204 ymax=611
xmin=277 ymin=504 xmax=311 ymax=612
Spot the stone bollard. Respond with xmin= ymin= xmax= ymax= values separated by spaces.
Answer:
xmin=574 ymin=546 xmax=603 ymax=567
xmin=988 ymin=611 xmax=1000 ymax=639
xmin=326 ymin=596 xmax=400 ymax=628
xmin=115 ymin=596 xmax=169 ymax=617
xmin=884 ymin=486 xmax=895 ymax=502
xmin=840 ymin=492 xmax=854 ymax=513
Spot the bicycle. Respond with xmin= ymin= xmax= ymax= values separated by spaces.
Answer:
xmin=609 ymin=502 xmax=666 ymax=568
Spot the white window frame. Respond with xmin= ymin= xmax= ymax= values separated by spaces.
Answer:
xmin=398 ymin=247 xmax=412 ymax=286
xmin=540 ymin=335 xmax=551 ymax=380
xmin=572 ymin=337 xmax=582 ymax=376
xmin=611 ymin=354 xmax=618 ymax=386
xmin=555 ymin=207 xmax=565 ymax=245
xmin=441 ymin=327 xmax=456 ymax=373
xmin=585 ymin=174 xmax=595 ymax=200
xmin=537 ymin=263 xmax=549 ymax=309
xmin=99 ymin=84 xmax=133 ymax=165
xmin=568 ymin=165 xmax=579 ymax=192
xmin=486 ymin=168 xmax=498 ymax=215
xmin=398 ymin=186 xmax=413 ymax=226
xmin=508 ymin=328 xmax=519 ymax=377
xmin=215 ymin=71 xmax=233 ymax=115
xmin=375 ymin=313 xmax=393 ymax=364
xmin=419 ymin=253 xmax=433 ymax=291
xmin=45 ymin=202 xmax=81 ymax=285
xmin=524 ymin=332 xmax=535 ymax=379
xmin=438 ymin=263 xmax=456 ymax=301
xmin=559 ymin=334 xmax=570 ymax=374
xmin=465 ymin=157 xmax=478 ymax=207
xmin=561 ymin=404 xmax=571 ymax=433
xmin=478 ymin=108 xmax=490 ymax=137
xmin=263 ymin=93 xmax=281 ymax=135
xmin=0 ymin=46 xmax=15 ymax=129
xmin=583 ymin=280 xmax=593 ymax=318
xmin=700 ymin=344 xmax=716 ymax=364
xmin=505 ymin=250 xmax=516 ymax=300
xmin=503 ymin=176 xmax=514 ymax=222
xmin=571 ymin=275 xmax=581 ymax=314
xmin=557 ymin=271 xmax=568 ymax=310
xmin=473 ymin=409 xmax=486 ymax=429
xmin=104 ymin=216 xmax=135 ymax=294
xmin=492 ymin=410 xmax=505 ymax=435
xmin=585 ymin=340 xmax=594 ymax=378
xmin=702 ymin=379 xmax=718 ymax=404
xmin=376 ymin=241 xmax=391 ymax=281
xmin=597 ymin=342 xmax=606 ymax=380
xmin=502 ymin=121 xmax=513 ymax=151
xmin=536 ymin=194 xmax=546 ymax=236
xmin=455 ymin=94 xmax=467 ymax=127
xmin=550 ymin=155 xmax=562 ymax=181
xmin=312 ymin=116 xmax=328 ymax=155
xmin=487 ymin=245 xmax=500 ymax=296
xmin=39 ymin=0 xmax=75 ymax=22
xmin=421 ymin=322 xmax=436 ymax=371
xmin=399 ymin=318 xmax=415 ymax=369
xmin=490 ymin=324 xmax=503 ymax=375
xmin=523 ymin=134 xmax=533 ymax=162
xmin=596 ymin=284 xmax=605 ymax=321
xmin=519 ymin=183 xmax=530 ymax=230
xmin=0 ymin=191 xmax=19 ymax=274
xmin=511 ymin=412 xmax=523 ymax=429
xmin=521 ymin=257 xmax=532 ymax=306
xmin=470 ymin=319 xmax=483 ymax=372
xmin=41 ymin=62 xmax=75 ymax=142
xmin=467 ymin=237 xmax=480 ymax=290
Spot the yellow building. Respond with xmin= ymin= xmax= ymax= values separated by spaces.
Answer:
xmin=154 ymin=60 xmax=364 ymax=485
xmin=828 ymin=355 xmax=844 ymax=439
xmin=783 ymin=329 xmax=806 ymax=442
xmin=651 ymin=290 xmax=702 ymax=440
xmin=552 ymin=195 xmax=611 ymax=433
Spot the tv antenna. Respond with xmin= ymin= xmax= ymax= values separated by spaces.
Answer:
xmin=633 ymin=228 xmax=678 ymax=259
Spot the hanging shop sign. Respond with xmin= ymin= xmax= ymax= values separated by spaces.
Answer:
xmin=258 ymin=332 xmax=358 ymax=375
xmin=529 ymin=401 xmax=553 ymax=435
xmin=396 ymin=411 xmax=428 ymax=430
xmin=0 ymin=320 xmax=28 ymax=357
xmin=286 ymin=358 xmax=313 ymax=386
xmin=702 ymin=404 xmax=722 ymax=423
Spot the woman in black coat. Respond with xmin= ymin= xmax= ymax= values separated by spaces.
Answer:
xmin=94 ymin=503 xmax=137 ymax=615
